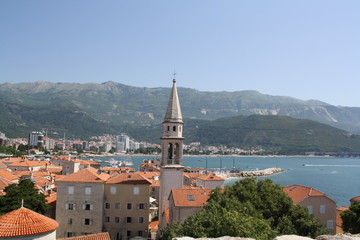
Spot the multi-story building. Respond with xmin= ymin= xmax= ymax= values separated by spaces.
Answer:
xmin=116 ymin=134 xmax=130 ymax=152
xmin=284 ymin=184 xmax=337 ymax=234
xmin=104 ymin=172 xmax=151 ymax=240
xmin=56 ymin=167 xmax=110 ymax=238
xmin=28 ymin=131 xmax=44 ymax=147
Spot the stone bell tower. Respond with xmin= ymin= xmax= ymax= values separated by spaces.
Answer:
xmin=159 ymin=77 xmax=184 ymax=228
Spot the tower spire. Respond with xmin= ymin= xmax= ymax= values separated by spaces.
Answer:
xmin=164 ymin=75 xmax=182 ymax=123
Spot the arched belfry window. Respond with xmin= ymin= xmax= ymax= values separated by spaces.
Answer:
xmin=174 ymin=143 xmax=180 ymax=164
xmin=167 ymin=126 xmax=170 ymax=131
xmin=173 ymin=126 xmax=176 ymax=131
xmin=167 ymin=143 xmax=173 ymax=164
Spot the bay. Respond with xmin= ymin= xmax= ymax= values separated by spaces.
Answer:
xmin=94 ymin=155 xmax=360 ymax=207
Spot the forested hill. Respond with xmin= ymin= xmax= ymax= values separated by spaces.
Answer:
xmin=2 ymin=81 xmax=360 ymax=143
xmin=127 ymin=115 xmax=360 ymax=155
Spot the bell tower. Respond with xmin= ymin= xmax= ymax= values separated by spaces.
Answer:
xmin=159 ymin=76 xmax=185 ymax=228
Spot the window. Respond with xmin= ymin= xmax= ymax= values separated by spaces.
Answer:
xmin=187 ymin=194 xmax=194 ymax=201
xmin=173 ymin=126 xmax=176 ymax=131
xmin=152 ymin=187 xmax=155 ymax=192
xmin=68 ymin=186 xmax=74 ymax=194
xmin=167 ymin=126 xmax=170 ymax=131
xmin=127 ymin=203 xmax=132 ymax=210
xmin=139 ymin=217 xmax=144 ymax=223
xmin=83 ymin=218 xmax=92 ymax=226
xmin=127 ymin=231 xmax=131 ymax=237
xmin=327 ymin=220 xmax=334 ymax=229
xmin=126 ymin=217 xmax=132 ymax=223
xmin=105 ymin=202 xmax=111 ymax=209
xmin=66 ymin=203 xmax=75 ymax=210
xmin=115 ymin=216 xmax=120 ymax=223
xmin=320 ymin=205 xmax=326 ymax=214
xmin=110 ymin=186 xmax=117 ymax=194
xmin=67 ymin=232 xmax=75 ymax=237
xmin=83 ymin=203 xmax=92 ymax=211
xmin=104 ymin=216 xmax=110 ymax=223
xmin=133 ymin=186 xmax=140 ymax=195
xmin=138 ymin=230 xmax=143 ymax=236
xmin=139 ymin=203 xmax=145 ymax=210
xmin=68 ymin=218 xmax=73 ymax=224
xmin=307 ymin=206 xmax=313 ymax=214
xmin=115 ymin=203 xmax=121 ymax=209
xmin=85 ymin=187 xmax=91 ymax=195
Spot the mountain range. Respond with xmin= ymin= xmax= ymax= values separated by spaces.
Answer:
xmin=1 ymin=80 xmax=360 ymax=153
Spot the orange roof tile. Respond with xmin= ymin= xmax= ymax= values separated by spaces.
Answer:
xmin=283 ymin=185 xmax=328 ymax=204
xmin=0 ymin=162 xmax=7 ymax=169
xmin=350 ymin=196 xmax=360 ymax=202
xmin=170 ymin=188 xmax=212 ymax=207
xmin=8 ymin=160 xmax=49 ymax=167
xmin=0 ymin=169 xmax=18 ymax=181
xmin=107 ymin=172 xmax=152 ymax=185
xmin=46 ymin=192 xmax=57 ymax=205
xmin=137 ymin=171 xmax=160 ymax=179
xmin=0 ymin=177 xmax=12 ymax=195
xmin=0 ymin=207 xmax=59 ymax=237
xmin=56 ymin=167 xmax=110 ymax=183
xmin=58 ymin=232 xmax=111 ymax=240
xmin=336 ymin=207 xmax=349 ymax=227
xmin=101 ymin=167 xmax=120 ymax=171
xmin=196 ymin=173 xmax=224 ymax=181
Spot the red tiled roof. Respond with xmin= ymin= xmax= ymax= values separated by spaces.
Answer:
xmin=350 ymin=196 xmax=360 ymax=202
xmin=0 ymin=169 xmax=18 ymax=181
xmin=107 ymin=172 xmax=152 ymax=185
xmin=170 ymin=188 xmax=212 ymax=207
xmin=283 ymin=185 xmax=328 ymax=204
xmin=8 ymin=160 xmax=49 ymax=167
xmin=56 ymin=167 xmax=110 ymax=183
xmin=336 ymin=207 xmax=349 ymax=228
xmin=0 ymin=207 xmax=59 ymax=237
xmin=0 ymin=177 xmax=13 ymax=195
xmin=196 ymin=173 xmax=224 ymax=181
xmin=59 ymin=232 xmax=111 ymax=240
xmin=0 ymin=162 xmax=7 ymax=169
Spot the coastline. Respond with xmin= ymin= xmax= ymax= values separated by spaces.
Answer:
xmin=216 ymin=167 xmax=284 ymax=180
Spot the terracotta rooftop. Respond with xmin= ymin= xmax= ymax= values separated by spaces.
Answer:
xmin=196 ymin=173 xmax=224 ymax=181
xmin=0 ymin=162 xmax=7 ymax=169
xmin=56 ymin=167 xmax=110 ymax=183
xmin=350 ymin=196 xmax=360 ymax=203
xmin=283 ymin=185 xmax=329 ymax=204
xmin=107 ymin=172 xmax=152 ymax=185
xmin=0 ymin=169 xmax=18 ymax=181
xmin=0 ymin=177 xmax=13 ymax=195
xmin=8 ymin=160 xmax=51 ymax=168
xmin=336 ymin=207 xmax=349 ymax=228
xmin=170 ymin=188 xmax=212 ymax=207
xmin=58 ymin=232 xmax=111 ymax=240
xmin=0 ymin=207 xmax=59 ymax=237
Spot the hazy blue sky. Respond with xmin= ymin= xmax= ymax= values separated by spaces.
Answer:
xmin=1 ymin=1 xmax=359 ymax=106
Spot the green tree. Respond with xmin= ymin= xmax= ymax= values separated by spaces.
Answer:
xmin=341 ymin=203 xmax=360 ymax=234
xmin=0 ymin=179 xmax=50 ymax=215
xmin=160 ymin=178 xmax=326 ymax=240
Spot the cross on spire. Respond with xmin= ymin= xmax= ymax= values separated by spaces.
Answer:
xmin=173 ymin=70 xmax=176 ymax=83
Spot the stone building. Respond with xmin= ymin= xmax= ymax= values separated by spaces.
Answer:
xmin=104 ymin=172 xmax=151 ymax=240
xmin=159 ymin=78 xmax=185 ymax=228
xmin=55 ymin=167 xmax=110 ymax=238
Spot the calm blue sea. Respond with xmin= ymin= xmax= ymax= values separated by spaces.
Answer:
xmin=94 ymin=155 xmax=360 ymax=207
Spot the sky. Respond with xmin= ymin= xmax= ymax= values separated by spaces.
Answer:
xmin=1 ymin=1 xmax=360 ymax=107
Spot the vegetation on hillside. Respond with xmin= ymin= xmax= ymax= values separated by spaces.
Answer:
xmin=160 ymin=178 xmax=327 ymax=240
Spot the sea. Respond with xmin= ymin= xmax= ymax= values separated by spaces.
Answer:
xmin=92 ymin=155 xmax=360 ymax=207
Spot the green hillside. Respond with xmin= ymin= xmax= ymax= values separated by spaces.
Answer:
xmin=182 ymin=115 xmax=360 ymax=154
